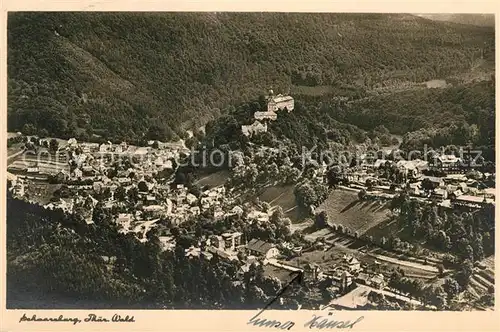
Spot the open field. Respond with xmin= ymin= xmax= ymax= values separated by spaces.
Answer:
xmin=258 ymin=185 xmax=307 ymax=222
xmin=195 ymin=170 xmax=229 ymax=188
xmin=290 ymin=219 xmax=314 ymax=234
xmin=7 ymin=149 xmax=25 ymax=166
xmin=7 ymin=143 xmax=24 ymax=156
xmin=319 ymin=190 xmax=449 ymax=262
xmin=259 ymin=185 xmax=296 ymax=211
xmin=317 ymin=189 xmax=392 ymax=235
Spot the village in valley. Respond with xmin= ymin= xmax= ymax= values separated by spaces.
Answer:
xmin=7 ymin=89 xmax=495 ymax=311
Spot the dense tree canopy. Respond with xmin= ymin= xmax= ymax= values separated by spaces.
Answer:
xmin=8 ymin=12 xmax=494 ymax=143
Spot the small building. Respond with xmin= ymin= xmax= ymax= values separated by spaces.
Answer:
xmin=12 ymin=182 xmax=25 ymax=196
xmin=449 ymin=190 xmax=463 ymax=201
xmin=163 ymin=160 xmax=174 ymax=170
xmin=158 ymin=236 xmax=176 ymax=252
xmin=186 ymin=193 xmax=198 ymax=205
xmin=144 ymin=195 xmax=157 ymax=205
xmin=209 ymin=235 xmax=225 ymax=250
xmin=343 ymin=255 xmax=361 ymax=272
xmin=81 ymin=142 xmax=100 ymax=153
xmin=73 ymin=168 xmax=83 ymax=179
xmin=242 ymin=120 xmax=268 ymax=137
xmin=355 ymin=272 xmax=386 ymax=289
xmin=165 ymin=198 xmax=173 ymax=215
xmin=222 ymin=232 xmax=243 ymax=251
xmin=185 ymin=246 xmax=202 ymax=259
xmin=53 ymin=170 xmax=69 ymax=183
xmin=331 ymin=270 xmax=353 ymax=291
xmin=373 ymin=159 xmax=387 ymax=169
xmin=117 ymin=213 xmax=133 ymax=224
xmin=430 ymin=155 xmax=462 ymax=173
xmin=67 ymin=138 xmax=78 ymax=146
xmin=189 ymin=206 xmax=201 ymax=216
xmin=431 ymin=188 xmax=448 ymax=200
xmin=27 ymin=166 xmax=40 ymax=174
xmin=396 ymin=160 xmax=426 ymax=179
xmin=246 ymin=238 xmax=280 ymax=259
xmin=453 ymin=195 xmax=494 ymax=209
xmin=134 ymin=147 xmax=151 ymax=157
xmin=423 ymin=177 xmax=445 ymax=190
xmin=231 ymin=206 xmax=244 ymax=216
xmin=117 ymin=177 xmax=132 ymax=185
xmin=93 ymin=181 xmax=104 ymax=193
xmin=247 ymin=210 xmax=269 ymax=223
xmin=254 ymin=111 xmax=278 ymax=121
xmin=370 ymin=274 xmax=386 ymax=289
xmin=213 ymin=208 xmax=225 ymax=221
xmin=82 ymin=165 xmax=95 ymax=176
xmin=143 ymin=205 xmax=165 ymax=217
xmin=444 ymin=174 xmax=468 ymax=184
xmin=328 ymin=285 xmax=370 ymax=310
xmin=407 ymin=183 xmax=422 ymax=196
xmin=99 ymin=143 xmax=110 ymax=153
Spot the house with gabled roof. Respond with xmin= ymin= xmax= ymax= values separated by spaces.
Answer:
xmin=246 ymin=238 xmax=280 ymax=259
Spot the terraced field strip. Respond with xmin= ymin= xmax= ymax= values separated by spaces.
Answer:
xmin=367 ymin=253 xmax=439 ymax=273
xmin=369 ymin=247 xmax=442 ymax=266
xmin=467 ymin=285 xmax=481 ymax=299
xmin=474 ymin=273 xmax=494 ymax=289
xmin=469 ymin=276 xmax=489 ymax=293
xmin=477 ymin=269 xmax=494 ymax=284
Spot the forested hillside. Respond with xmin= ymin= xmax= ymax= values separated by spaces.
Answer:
xmin=8 ymin=12 xmax=495 ymax=143
xmin=294 ymin=80 xmax=495 ymax=148
xmin=416 ymin=14 xmax=495 ymax=27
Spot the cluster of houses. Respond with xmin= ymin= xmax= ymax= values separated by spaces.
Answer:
xmin=8 ymin=137 xmax=187 ymax=184
xmin=241 ymin=91 xmax=294 ymax=137
xmin=109 ymin=183 xmax=232 ymax=241
xmin=347 ymin=153 xmax=495 ymax=210
xmin=273 ymin=254 xmax=388 ymax=306
xmin=10 ymin=135 xmax=304 ymax=261
xmin=176 ymin=232 xmax=384 ymax=299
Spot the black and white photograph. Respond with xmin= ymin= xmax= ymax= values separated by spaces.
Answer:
xmin=5 ymin=11 xmax=495 ymax=313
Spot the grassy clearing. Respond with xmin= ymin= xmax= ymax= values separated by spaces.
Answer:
xmin=258 ymin=185 xmax=308 ymax=222
xmin=195 ymin=170 xmax=229 ymax=188
xmin=317 ymin=189 xmax=392 ymax=235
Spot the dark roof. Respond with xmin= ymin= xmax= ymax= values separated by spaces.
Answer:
xmin=356 ymin=272 xmax=370 ymax=281
xmin=426 ymin=177 xmax=443 ymax=183
xmin=246 ymin=238 xmax=275 ymax=254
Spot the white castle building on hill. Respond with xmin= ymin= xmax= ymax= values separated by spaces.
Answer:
xmin=242 ymin=90 xmax=294 ymax=136
xmin=252 ymin=90 xmax=294 ymax=122
xmin=266 ymin=90 xmax=294 ymax=113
